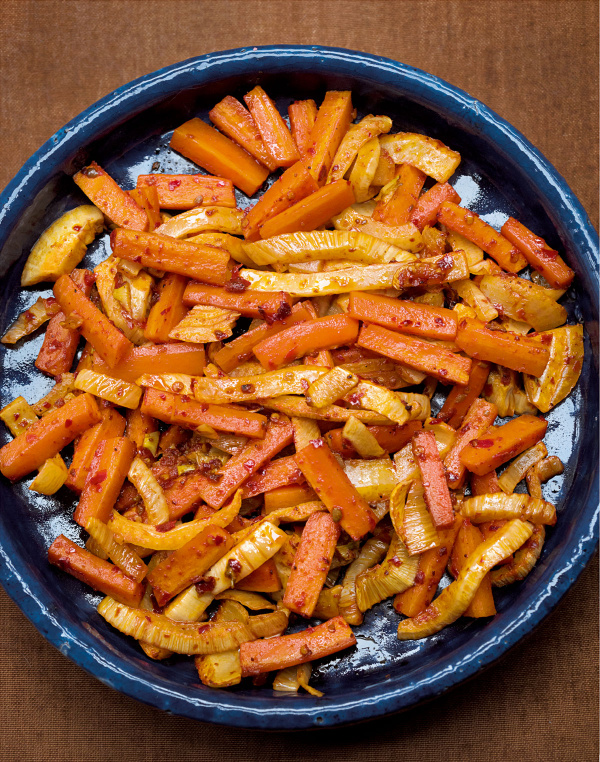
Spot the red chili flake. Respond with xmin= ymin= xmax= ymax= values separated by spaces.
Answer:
xmin=240 ymin=383 xmax=255 ymax=394
xmin=156 ymin=521 xmax=177 ymax=533
xmin=228 ymin=558 xmax=242 ymax=574
xmin=195 ymin=576 xmax=216 ymax=593
xmin=168 ymin=179 xmax=182 ymax=190
xmin=473 ymin=438 xmax=494 ymax=448
xmin=197 ymin=624 xmax=210 ymax=634
xmin=89 ymin=469 xmax=107 ymax=485
xmin=55 ymin=399 xmax=65 ymax=409
xmin=414 ymin=570 xmax=425 ymax=584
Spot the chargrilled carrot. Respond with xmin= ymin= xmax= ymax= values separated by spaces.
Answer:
xmin=241 ymin=455 xmax=304 ymax=498
xmin=183 ymin=283 xmax=292 ymax=319
xmin=304 ymin=91 xmax=354 ymax=184
xmin=66 ymin=408 xmax=126 ymax=493
xmin=373 ymin=164 xmax=426 ymax=225
xmin=501 ymin=217 xmax=574 ymax=289
xmin=137 ymin=173 xmax=236 ymax=209
xmin=410 ymin=182 xmax=461 ymax=230
xmin=412 ymin=430 xmax=454 ymax=528
xmin=92 ymin=342 xmax=205 ymax=383
xmin=288 ymin=99 xmax=318 ymax=156
xmin=209 ymin=96 xmax=278 ymax=171
xmin=443 ymin=398 xmax=498 ymax=489
xmin=244 ymin=86 xmax=300 ymax=168
xmin=144 ymin=273 xmax=189 ymax=343
xmin=448 ymin=519 xmax=496 ymax=617
xmin=437 ymin=359 xmax=491 ymax=429
xmin=348 ymin=291 xmax=457 ymax=340
xmin=73 ymin=162 xmax=148 ymax=231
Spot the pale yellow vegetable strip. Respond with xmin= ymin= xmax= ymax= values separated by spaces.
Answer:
xmin=74 ymin=369 xmax=142 ymax=409
xmin=379 ymin=132 xmax=461 ymax=183
xmin=339 ymin=534 xmax=389 ymax=625
xmin=192 ymin=367 xmax=327 ymax=404
xmin=397 ymin=520 xmax=533 ymax=639
xmin=341 ymin=416 xmax=385 ymax=458
xmin=328 ymin=115 xmax=393 ymax=182
xmin=97 ymin=597 xmax=254 ymax=654
xmin=332 ymin=206 xmax=424 ymax=253
xmin=127 ymin=456 xmax=170 ymax=526
xmin=307 ymin=366 xmax=359 ymax=408
xmin=95 ymin=258 xmax=145 ymax=344
xmin=265 ymin=500 xmax=326 ymax=524
xmin=155 ymin=206 xmax=244 ymax=238
xmin=241 ymin=264 xmax=408 ymax=296
xmin=390 ymin=481 xmax=440 ymax=555
xmin=32 ymin=373 xmax=77 ymax=417
xmin=169 ymin=305 xmax=240 ymax=343
xmin=85 ymin=517 xmax=148 ymax=582
xmin=351 ymin=380 xmax=410 ymax=425
xmin=136 ymin=373 xmax=196 ymax=396
xmin=453 ymin=278 xmax=499 ymax=322
xmin=498 ymin=442 xmax=548 ymax=494
xmin=447 ymin=230 xmax=484 ymax=268
xmin=196 ymin=650 xmax=242 ymax=688
xmin=460 ymin=493 xmax=556 ymax=525
xmin=490 ymin=525 xmax=545 ymax=587
xmin=342 ymin=458 xmax=399 ymax=502
xmin=291 ymin=417 xmax=321 ymax=451
xmin=349 ymin=136 xmax=380 ymax=203
xmin=262 ymin=395 xmax=393 ymax=424
xmin=187 ymin=232 xmax=253 ymax=268
xmin=165 ymin=588 xmax=215 ymax=622
xmin=215 ymin=590 xmax=276 ymax=611
xmin=1 ymin=297 xmax=59 ymax=344
xmin=356 ymin=532 xmax=419 ymax=612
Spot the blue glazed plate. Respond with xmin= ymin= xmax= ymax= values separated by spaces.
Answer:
xmin=0 ymin=46 xmax=597 ymax=729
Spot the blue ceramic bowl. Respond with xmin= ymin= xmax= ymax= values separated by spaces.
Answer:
xmin=0 ymin=46 xmax=597 ymax=729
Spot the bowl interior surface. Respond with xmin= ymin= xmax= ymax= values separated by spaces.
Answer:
xmin=0 ymin=47 xmax=597 ymax=729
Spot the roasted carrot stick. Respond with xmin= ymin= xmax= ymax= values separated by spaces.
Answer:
xmin=288 ymin=99 xmax=318 ymax=156
xmin=241 ymin=455 xmax=305 ymax=498
xmin=263 ymin=483 xmax=317 ymax=513
xmin=410 ymin=182 xmax=461 ymax=231
xmin=125 ymin=406 xmax=158 ymax=449
xmin=166 ymin=416 xmax=294 ymax=514
xmin=501 ymin=217 xmax=575 ymax=289
xmin=295 ymin=439 xmax=377 ymax=541
xmin=373 ymin=164 xmax=426 ymax=225
xmin=92 ymin=342 xmax=206 ymax=384
xmin=443 ymin=399 xmax=498 ymax=490
xmin=48 ymin=535 xmax=145 ymax=607
xmin=235 ymin=558 xmax=281 ymax=592
xmin=141 ymin=389 xmax=268 ymax=439
xmin=253 ymin=314 xmax=359 ymax=370
xmin=36 ymin=269 xmax=95 ymax=376
xmin=304 ymin=91 xmax=354 ymax=184
xmin=213 ymin=300 xmax=317 ymax=373
xmin=411 ymin=430 xmax=454 ymax=528
xmin=53 ymin=274 xmax=133 ymax=368
xmin=170 ymin=118 xmax=269 ymax=197
xmin=73 ymin=162 xmax=148 ymax=231
xmin=243 ymin=86 xmax=300 ymax=168
xmin=240 ymin=615 xmax=356 ymax=676
xmin=110 ymin=229 xmax=230 ymax=286
xmin=357 ymin=323 xmax=471 ymax=385
xmin=470 ymin=469 xmax=501 ymax=495
xmin=136 ymin=173 xmax=236 ymax=209
xmin=133 ymin=185 xmax=162 ymax=232
xmin=209 ymin=95 xmax=279 ymax=171
xmin=146 ymin=525 xmax=233 ymax=606
xmin=73 ymin=437 xmax=136 ymax=527
xmin=348 ymin=291 xmax=458 ymax=340
xmin=393 ymin=516 xmax=461 ymax=617
xmin=183 ymin=283 xmax=293 ymax=319
xmin=437 ymin=201 xmax=527 ymax=273
xmin=455 ymin=317 xmax=550 ymax=377
xmin=283 ymin=511 xmax=340 ymax=617
xmin=259 ymin=179 xmax=355 ymax=239
xmin=0 ymin=393 xmax=101 ymax=481
xmin=437 ymin=359 xmax=491 ymax=429
xmin=460 ymin=414 xmax=548 ymax=476
xmin=65 ymin=407 xmax=126 ymax=493
xmin=242 ymin=160 xmax=319 ymax=241
xmin=144 ymin=273 xmax=189 ymax=343
xmin=324 ymin=420 xmax=422 ymax=458
xmin=448 ymin=519 xmax=496 ymax=617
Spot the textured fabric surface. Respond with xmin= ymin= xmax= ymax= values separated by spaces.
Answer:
xmin=0 ymin=1 xmax=598 ymax=759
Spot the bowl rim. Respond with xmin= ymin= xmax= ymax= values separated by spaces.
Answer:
xmin=0 ymin=44 xmax=597 ymax=730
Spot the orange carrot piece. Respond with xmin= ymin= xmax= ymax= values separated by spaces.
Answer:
xmin=242 ymin=160 xmax=319 ymax=241
xmin=324 ymin=420 xmax=422 ymax=458
xmin=53 ymin=274 xmax=133 ymax=368
xmin=65 ymin=407 xmax=126 ymax=493
xmin=253 ymin=314 xmax=360 ymax=370
xmin=348 ymin=291 xmax=457 ymax=340
xmin=240 ymin=615 xmax=356 ymax=676
xmin=437 ymin=359 xmax=491 ymax=429
xmin=283 ymin=511 xmax=340 ymax=617
xmin=213 ymin=300 xmax=316 ymax=373
xmin=449 ymin=519 xmax=496 ymax=617
xmin=288 ymin=99 xmax=318 ymax=156
xmin=460 ymin=414 xmax=548 ymax=476
xmin=412 ymin=430 xmax=455 ymax=528
xmin=144 ymin=273 xmax=189 ymax=343
xmin=125 ymin=406 xmax=158 ymax=449
xmin=437 ymin=201 xmax=527 ymax=273
xmin=0 ymin=394 xmax=101 ymax=481
xmin=263 ymin=483 xmax=317 ymax=513
xmin=410 ymin=182 xmax=461 ymax=231
xmin=166 ymin=416 xmax=294 ymax=514
xmin=241 ymin=455 xmax=304 ymax=499
xmin=259 ymin=179 xmax=355 ymax=239
xmin=501 ymin=217 xmax=575 ymax=289
xmin=146 ymin=525 xmax=233 ymax=606
xmin=136 ymin=173 xmax=236 ymax=209
xmin=73 ymin=162 xmax=148 ymax=231
xmin=36 ymin=268 xmax=95 ymax=376
xmin=209 ymin=95 xmax=278 ymax=171
xmin=48 ymin=535 xmax=145 ymax=607
xmin=73 ymin=436 xmax=136 ymax=527
xmin=243 ymin=86 xmax=300 ymax=168
xmin=92 ymin=342 xmax=206 ymax=384
xmin=357 ymin=323 xmax=471 ymax=385
xmin=295 ymin=439 xmax=377 ymax=541
xmin=235 ymin=558 xmax=281 ymax=592
xmin=141 ymin=389 xmax=268 ymax=439
xmin=443 ymin=399 xmax=498 ymax=490
xmin=135 ymin=185 xmax=162 ymax=232
xmin=110 ymin=229 xmax=230 ymax=286
xmin=393 ymin=516 xmax=461 ymax=617
xmin=304 ymin=91 xmax=354 ymax=185
xmin=455 ymin=317 xmax=550 ymax=377
xmin=170 ymin=118 xmax=269 ymax=197
xmin=373 ymin=164 xmax=426 ymax=225
xmin=183 ymin=282 xmax=293 ymax=319
xmin=470 ymin=469 xmax=501 ymax=495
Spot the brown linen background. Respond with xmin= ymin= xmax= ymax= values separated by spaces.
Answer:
xmin=0 ymin=1 xmax=597 ymax=759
